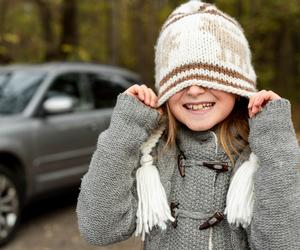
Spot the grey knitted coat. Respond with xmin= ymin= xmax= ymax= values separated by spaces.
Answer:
xmin=76 ymin=93 xmax=300 ymax=250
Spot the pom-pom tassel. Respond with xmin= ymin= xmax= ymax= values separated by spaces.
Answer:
xmin=225 ymin=152 xmax=260 ymax=229
xmin=135 ymin=121 xmax=175 ymax=241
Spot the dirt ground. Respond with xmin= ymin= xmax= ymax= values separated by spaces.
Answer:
xmin=2 ymin=189 xmax=143 ymax=250
xmin=5 ymin=164 xmax=298 ymax=250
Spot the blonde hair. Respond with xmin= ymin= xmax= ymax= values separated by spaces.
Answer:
xmin=159 ymin=96 xmax=249 ymax=166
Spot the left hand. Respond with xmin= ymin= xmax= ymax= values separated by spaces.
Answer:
xmin=248 ymin=90 xmax=281 ymax=118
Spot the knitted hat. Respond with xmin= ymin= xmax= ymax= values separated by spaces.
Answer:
xmin=135 ymin=1 xmax=259 ymax=240
xmin=154 ymin=0 xmax=257 ymax=107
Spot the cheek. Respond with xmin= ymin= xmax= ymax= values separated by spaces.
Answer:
xmin=167 ymin=96 xmax=181 ymax=113
xmin=168 ymin=103 xmax=181 ymax=119
xmin=219 ymin=98 xmax=235 ymax=117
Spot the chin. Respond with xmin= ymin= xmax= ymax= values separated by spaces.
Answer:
xmin=185 ymin=122 xmax=214 ymax=132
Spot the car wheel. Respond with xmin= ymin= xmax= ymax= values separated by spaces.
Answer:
xmin=0 ymin=164 xmax=22 ymax=246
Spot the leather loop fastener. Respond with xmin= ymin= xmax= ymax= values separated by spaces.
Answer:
xmin=199 ymin=211 xmax=225 ymax=230
xmin=202 ymin=161 xmax=229 ymax=172
xmin=170 ymin=202 xmax=180 ymax=228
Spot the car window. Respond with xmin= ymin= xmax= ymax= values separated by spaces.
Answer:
xmin=0 ymin=73 xmax=7 ymax=87
xmin=0 ymin=70 xmax=45 ymax=115
xmin=87 ymin=73 xmax=127 ymax=109
xmin=46 ymin=73 xmax=93 ymax=113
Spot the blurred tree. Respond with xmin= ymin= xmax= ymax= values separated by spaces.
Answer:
xmin=0 ymin=0 xmax=299 ymax=128
xmin=0 ymin=0 xmax=12 ymax=63
xmin=130 ymin=0 xmax=147 ymax=82
xmin=169 ymin=0 xmax=186 ymax=8
xmin=58 ymin=0 xmax=78 ymax=59
xmin=106 ymin=0 xmax=120 ymax=65
xmin=32 ymin=0 xmax=56 ymax=60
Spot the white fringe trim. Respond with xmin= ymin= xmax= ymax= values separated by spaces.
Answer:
xmin=135 ymin=120 xmax=259 ymax=238
xmin=225 ymin=152 xmax=260 ymax=229
xmin=135 ymin=121 xmax=175 ymax=241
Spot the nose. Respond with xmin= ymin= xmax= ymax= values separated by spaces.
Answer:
xmin=186 ymin=85 xmax=206 ymax=96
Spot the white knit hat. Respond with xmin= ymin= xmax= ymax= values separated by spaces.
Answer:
xmin=154 ymin=0 xmax=257 ymax=107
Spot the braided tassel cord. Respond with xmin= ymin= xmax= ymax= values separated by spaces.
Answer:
xmin=135 ymin=121 xmax=175 ymax=241
xmin=225 ymin=152 xmax=260 ymax=229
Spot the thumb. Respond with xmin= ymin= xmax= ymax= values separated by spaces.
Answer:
xmin=157 ymin=107 xmax=163 ymax=116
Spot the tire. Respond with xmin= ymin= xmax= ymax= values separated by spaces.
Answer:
xmin=0 ymin=164 xmax=23 ymax=246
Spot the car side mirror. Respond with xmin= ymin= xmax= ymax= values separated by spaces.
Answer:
xmin=43 ymin=96 xmax=75 ymax=115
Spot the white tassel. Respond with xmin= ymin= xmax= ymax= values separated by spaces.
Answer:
xmin=224 ymin=152 xmax=260 ymax=229
xmin=135 ymin=121 xmax=175 ymax=241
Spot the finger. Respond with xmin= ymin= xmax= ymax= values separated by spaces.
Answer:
xmin=252 ymin=92 xmax=273 ymax=115
xmin=248 ymin=109 xmax=253 ymax=118
xmin=253 ymin=91 xmax=273 ymax=111
xmin=251 ymin=105 xmax=258 ymax=115
xmin=145 ymin=86 xmax=155 ymax=107
xmin=137 ymin=86 xmax=145 ymax=101
xmin=125 ymin=84 xmax=139 ymax=97
xmin=248 ymin=90 xmax=266 ymax=108
xmin=268 ymin=90 xmax=281 ymax=100
xmin=249 ymin=105 xmax=260 ymax=117
xmin=149 ymin=89 xmax=158 ymax=107
xmin=248 ymin=91 xmax=263 ymax=112
xmin=248 ymin=95 xmax=259 ymax=112
xmin=260 ymin=92 xmax=273 ymax=107
xmin=251 ymin=101 xmax=262 ymax=114
xmin=142 ymin=85 xmax=157 ymax=107
xmin=248 ymin=94 xmax=257 ymax=109
xmin=253 ymin=94 xmax=265 ymax=108
xmin=140 ymin=85 xmax=151 ymax=105
xmin=249 ymin=90 xmax=281 ymax=118
xmin=249 ymin=97 xmax=260 ymax=115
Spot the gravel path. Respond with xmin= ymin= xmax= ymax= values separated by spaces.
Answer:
xmin=2 ymin=189 xmax=143 ymax=250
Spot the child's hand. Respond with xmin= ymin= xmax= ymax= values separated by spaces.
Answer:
xmin=124 ymin=84 xmax=164 ymax=116
xmin=248 ymin=90 xmax=281 ymax=118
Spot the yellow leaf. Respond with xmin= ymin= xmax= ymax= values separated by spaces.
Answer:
xmin=0 ymin=46 xmax=7 ymax=54
xmin=61 ymin=44 xmax=74 ymax=53
xmin=3 ymin=33 xmax=20 ymax=44
xmin=78 ymin=48 xmax=91 ymax=61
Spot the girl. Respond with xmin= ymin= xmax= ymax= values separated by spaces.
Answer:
xmin=77 ymin=1 xmax=300 ymax=249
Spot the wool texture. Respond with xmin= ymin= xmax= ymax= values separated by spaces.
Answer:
xmin=76 ymin=1 xmax=300 ymax=249
xmin=76 ymin=93 xmax=300 ymax=249
xmin=154 ymin=0 xmax=257 ymax=107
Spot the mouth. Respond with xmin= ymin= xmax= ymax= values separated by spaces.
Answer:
xmin=183 ymin=102 xmax=216 ymax=111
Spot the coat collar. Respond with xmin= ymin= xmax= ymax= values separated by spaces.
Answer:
xmin=175 ymin=124 xmax=230 ymax=163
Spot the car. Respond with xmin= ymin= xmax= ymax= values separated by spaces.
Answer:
xmin=0 ymin=62 xmax=140 ymax=245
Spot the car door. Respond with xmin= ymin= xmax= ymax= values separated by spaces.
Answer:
xmin=32 ymin=72 xmax=99 ymax=193
xmin=83 ymin=72 xmax=131 ymax=135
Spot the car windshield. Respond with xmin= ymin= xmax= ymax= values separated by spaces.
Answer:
xmin=0 ymin=70 xmax=46 ymax=115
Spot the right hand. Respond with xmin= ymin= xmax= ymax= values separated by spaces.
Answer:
xmin=124 ymin=84 xmax=163 ymax=116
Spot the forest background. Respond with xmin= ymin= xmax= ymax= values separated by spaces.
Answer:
xmin=0 ymin=0 xmax=299 ymax=132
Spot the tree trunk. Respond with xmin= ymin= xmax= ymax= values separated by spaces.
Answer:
xmin=58 ymin=0 xmax=78 ymax=60
xmin=274 ymin=24 xmax=294 ymax=96
xmin=143 ymin=1 xmax=160 ymax=87
xmin=0 ymin=0 xmax=12 ymax=63
xmin=32 ymin=0 xmax=56 ymax=60
xmin=106 ymin=0 xmax=119 ymax=65
xmin=235 ymin=0 xmax=243 ymax=19
xmin=0 ymin=0 xmax=7 ymax=37
xmin=130 ymin=0 xmax=146 ymax=82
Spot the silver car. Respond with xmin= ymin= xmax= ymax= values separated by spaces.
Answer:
xmin=0 ymin=62 xmax=139 ymax=245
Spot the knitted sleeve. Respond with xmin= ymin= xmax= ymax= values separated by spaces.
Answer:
xmin=246 ymin=98 xmax=300 ymax=249
xmin=76 ymin=93 xmax=161 ymax=245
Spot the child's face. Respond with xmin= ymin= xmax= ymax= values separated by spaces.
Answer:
xmin=167 ymin=85 xmax=236 ymax=131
